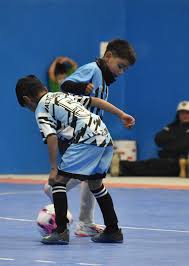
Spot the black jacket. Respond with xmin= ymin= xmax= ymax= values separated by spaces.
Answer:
xmin=154 ymin=121 xmax=189 ymax=159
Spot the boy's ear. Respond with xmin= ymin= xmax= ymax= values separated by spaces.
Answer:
xmin=104 ymin=51 xmax=113 ymax=59
xmin=23 ymin=96 xmax=32 ymax=106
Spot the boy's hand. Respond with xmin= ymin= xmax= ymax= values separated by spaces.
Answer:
xmin=119 ymin=112 xmax=135 ymax=128
xmin=48 ymin=168 xmax=58 ymax=185
xmin=85 ymin=83 xmax=94 ymax=95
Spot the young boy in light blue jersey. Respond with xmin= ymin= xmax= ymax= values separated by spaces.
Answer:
xmin=15 ymin=75 xmax=135 ymax=244
xmin=45 ymin=39 xmax=136 ymax=236
xmin=61 ymin=39 xmax=136 ymax=118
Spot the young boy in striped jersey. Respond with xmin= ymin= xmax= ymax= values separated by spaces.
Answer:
xmin=16 ymin=75 xmax=135 ymax=244
xmin=45 ymin=39 xmax=136 ymax=236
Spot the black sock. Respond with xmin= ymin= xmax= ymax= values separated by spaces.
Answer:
xmin=91 ymin=184 xmax=119 ymax=233
xmin=52 ymin=183 xmax=69 ymax=233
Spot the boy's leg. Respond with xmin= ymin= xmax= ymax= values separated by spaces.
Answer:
xmin=44 ymin=178 xmax=81 ymax=202
xmin=44 ymin=178 xmax=103 ymax=236
xmin=88 ymin=179 xmax=123 ymax=243
xmin=41 ymin=175 xmax=70 ymax=245
xmin=78 ymin=181 xmax=95 ymax=224
xmin=75 ymin=181 xmax=103 ymax=236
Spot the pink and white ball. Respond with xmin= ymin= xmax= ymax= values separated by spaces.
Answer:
xmin=37 ymin=204 xmax=73 ymax=236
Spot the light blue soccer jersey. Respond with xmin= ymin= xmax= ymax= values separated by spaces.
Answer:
xmin=61 ymin=62 xmax=108 ymax=118
xmin=35 ymin=92 xmax=112 ymax=147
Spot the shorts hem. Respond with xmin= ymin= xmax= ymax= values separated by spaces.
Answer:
xmin=57 ymin=169 xmax=106 ymax=181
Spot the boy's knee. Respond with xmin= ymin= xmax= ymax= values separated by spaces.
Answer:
xmin=48 ymin=175 xmax=70 ymax=186
xmin=88 ymin=179 xmax=103 ymax=191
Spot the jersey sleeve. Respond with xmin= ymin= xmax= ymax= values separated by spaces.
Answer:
xmin=61 ymin=63 xmax=102 ymax=97
xmin=73 ymin=95 xmax=92 ymax=109
xmin=63 ymin=64 xmax=95 ymax=83
xmin=36 ymin=112 xmax=57 ymax=143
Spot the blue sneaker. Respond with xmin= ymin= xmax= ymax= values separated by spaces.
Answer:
xmin=91 ymin=228 xmax=123 ymax=243
xmin=41 ymin=229 xmax=69 ymax=245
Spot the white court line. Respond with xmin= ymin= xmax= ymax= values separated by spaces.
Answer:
xmin=0 ymin=216 xmax=189 ymax=234
xmin=98 ymin=224 xmax=189 ymax=234
xmin=77 ymin=263 xmax=102 ymax=266
xmin=0 ymin=190 xmax=41 ymax=196
xmin=121 ymin=225 xmax=189 ymax=233
xmin=34 ymin=260 xmax=56 ymax=264
xmin=0 ymin=257 xmax=15 ymax=261
xmin=1 ymin=216 xmax=189 ymax=233
xmin=0 ymin=216 xmax=34 ymax=222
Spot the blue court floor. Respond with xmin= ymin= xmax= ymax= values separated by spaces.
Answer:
xmin=0 ymin=183 xmax=189 ymax=266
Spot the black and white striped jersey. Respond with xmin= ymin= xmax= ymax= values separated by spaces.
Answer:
xmin=35 ymin=92 xmax=112 ymax=147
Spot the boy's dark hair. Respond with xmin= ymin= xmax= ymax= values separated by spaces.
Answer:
xmin=105 ymin=39 xmax=136 ymax=65
xmin=16 ymin=75 xmax=45 ymax=107
xmin=55 ymin=62 xmax=73 ymax=76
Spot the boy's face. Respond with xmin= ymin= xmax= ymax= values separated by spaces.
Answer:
xmin=104 ymin=52 xmax=130 ymax=79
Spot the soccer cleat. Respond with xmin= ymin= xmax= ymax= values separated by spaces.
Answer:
xmin=41 ymin=229 xmax=69 ymax=245
xmin=91 ymin=228 xmax=123 ymax=243
xmin=75 ymin=223 xmax=104 ymax=237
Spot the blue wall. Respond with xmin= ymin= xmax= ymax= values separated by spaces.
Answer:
xmin=124 ymin=0 xmax=189 ymax=159
xmin=1 ymin=0 xmax=189 ymax=173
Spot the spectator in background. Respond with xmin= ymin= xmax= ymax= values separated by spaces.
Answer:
xmin=120 ymin=101 xmax=189 ymax=177
xmin=48 ymin=56 xmax=77 ymax=92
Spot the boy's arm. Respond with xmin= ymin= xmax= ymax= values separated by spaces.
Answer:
xmin=61 ymin=65 xmax=96 ymax=95
xmin=46 ymin=134 xmax=58 ymax=183
xmin=62 ymin=80 xmax=93 ymax=95
xmin=90 ymin=97 xmax=135 ymax=128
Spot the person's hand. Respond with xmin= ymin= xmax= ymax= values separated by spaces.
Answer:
xmin=85 ymin=83 xmax=94 ymax=95
xmin=48 ymin=167 xmax=58 ymax=185
xmin=119 ymin=112 xmax=135 ymax=128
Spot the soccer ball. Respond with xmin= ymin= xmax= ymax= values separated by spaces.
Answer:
xmin=36 ymin=204 xmax=73 ymax=236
